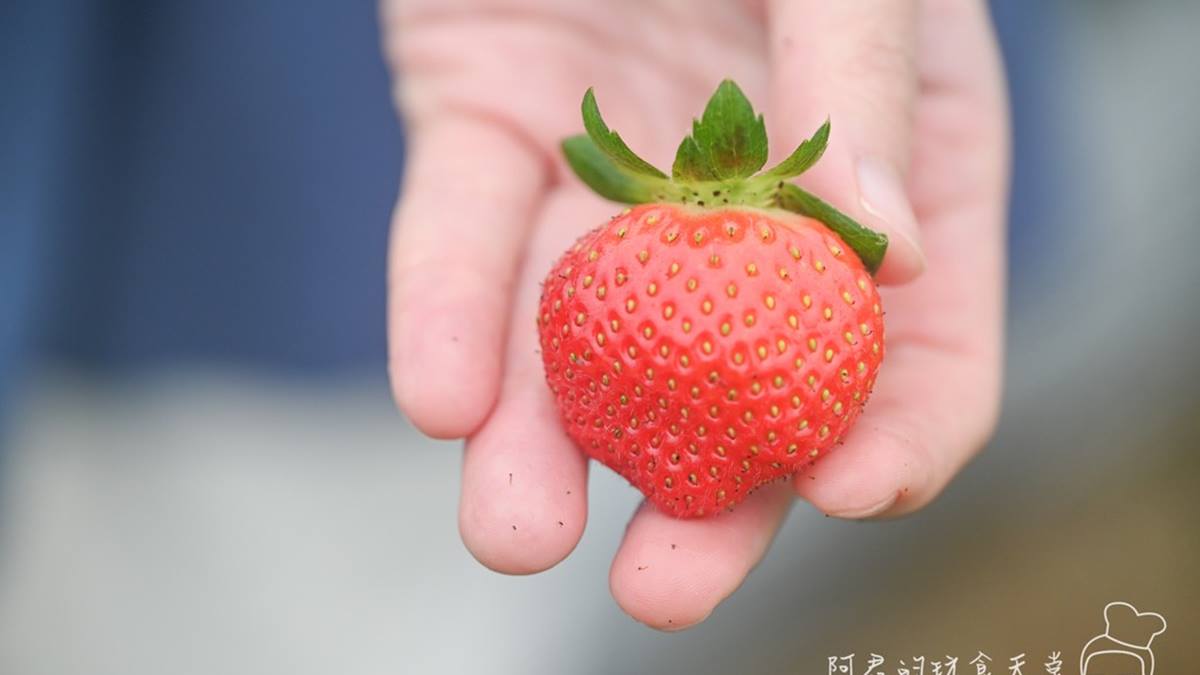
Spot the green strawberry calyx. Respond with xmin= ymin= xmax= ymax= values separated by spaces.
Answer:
xmin=562 ymin=79 xmax=889 ymax=274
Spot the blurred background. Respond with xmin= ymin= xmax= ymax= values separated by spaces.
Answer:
xmin=1 ymin=1 xmax=1197 ymax=673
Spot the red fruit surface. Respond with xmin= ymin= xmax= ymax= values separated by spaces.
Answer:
xmin=537 ymin=204 xmax=885 ymax=518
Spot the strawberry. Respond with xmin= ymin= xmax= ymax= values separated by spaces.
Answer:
xmin=537 ymin=81 xmax=888 ymax=518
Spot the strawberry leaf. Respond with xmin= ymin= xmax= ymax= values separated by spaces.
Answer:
xmin=562 ymin=135 xmax=672 ymax=204
xmin=672 ymin=80 xmax=767 ymax=182
xmin=761 ymin=119 xmax=830 ymax=180
xmin=563 ymin=80 xmax=891 ymax=276
xmin=777 ymin=183 xmax=888 ymax=274
xmin=671 ymin=136 xmax=715 ymax=183
xmin=581 ymin=89 xmax=668 ymax=179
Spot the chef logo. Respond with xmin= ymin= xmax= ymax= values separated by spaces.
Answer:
xmin=1080 ymin=602 xmax=1166 ymax=675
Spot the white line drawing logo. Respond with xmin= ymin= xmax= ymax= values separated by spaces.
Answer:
xmin=1080 ymin=601 xmax=1166 ymax=675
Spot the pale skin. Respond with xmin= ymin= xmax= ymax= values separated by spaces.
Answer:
xmin=384 ymin=0 xmax=1008 ymax=630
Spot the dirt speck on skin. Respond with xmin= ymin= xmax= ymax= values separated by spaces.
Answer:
xmin=508 ymin=473 xmax=513 ymax=485
xmin=512 ymin=525 xmax=517 ymax=530
xmin=670 ymin=544 xmax=676 ymax=550
xmin=566 ymin=489 xmax=572 ymax=495
xmin=636 ymin=565 xmax=648 ymax=571
xmin=557 ymin=521 xmax=564 ymax=527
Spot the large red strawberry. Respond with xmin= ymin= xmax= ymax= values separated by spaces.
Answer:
xmin=538 ymin=81 xmax=887 ymax=518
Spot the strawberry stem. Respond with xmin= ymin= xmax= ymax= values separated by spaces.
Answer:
xmin=561 ymin=79 xmax=889 ymax=275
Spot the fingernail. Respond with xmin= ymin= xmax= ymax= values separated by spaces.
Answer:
xmin=856 ymin=156 xmax=925 ymax=271
xmin=827 ymin=491 xmax=899 ymax=520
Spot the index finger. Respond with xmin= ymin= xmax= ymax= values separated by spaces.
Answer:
xmin=388 ymin=116 xmax=547 ymax=438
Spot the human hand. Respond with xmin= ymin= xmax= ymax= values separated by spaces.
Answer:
xmin=383 ymin=0 xmax=1007 ymax=630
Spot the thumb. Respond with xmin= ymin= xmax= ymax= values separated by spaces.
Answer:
xmin=767 ymin=0 xmax=924 ymax=285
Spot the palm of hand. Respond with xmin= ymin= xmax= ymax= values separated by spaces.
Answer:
xmin=384 ymin=0 xmax=1006 ymax=630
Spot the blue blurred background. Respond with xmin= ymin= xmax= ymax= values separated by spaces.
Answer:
xmin=1 ymin=1 xmax=1197 ymax=674
xmin=1 ymin=0 xmax=401 ymax=390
